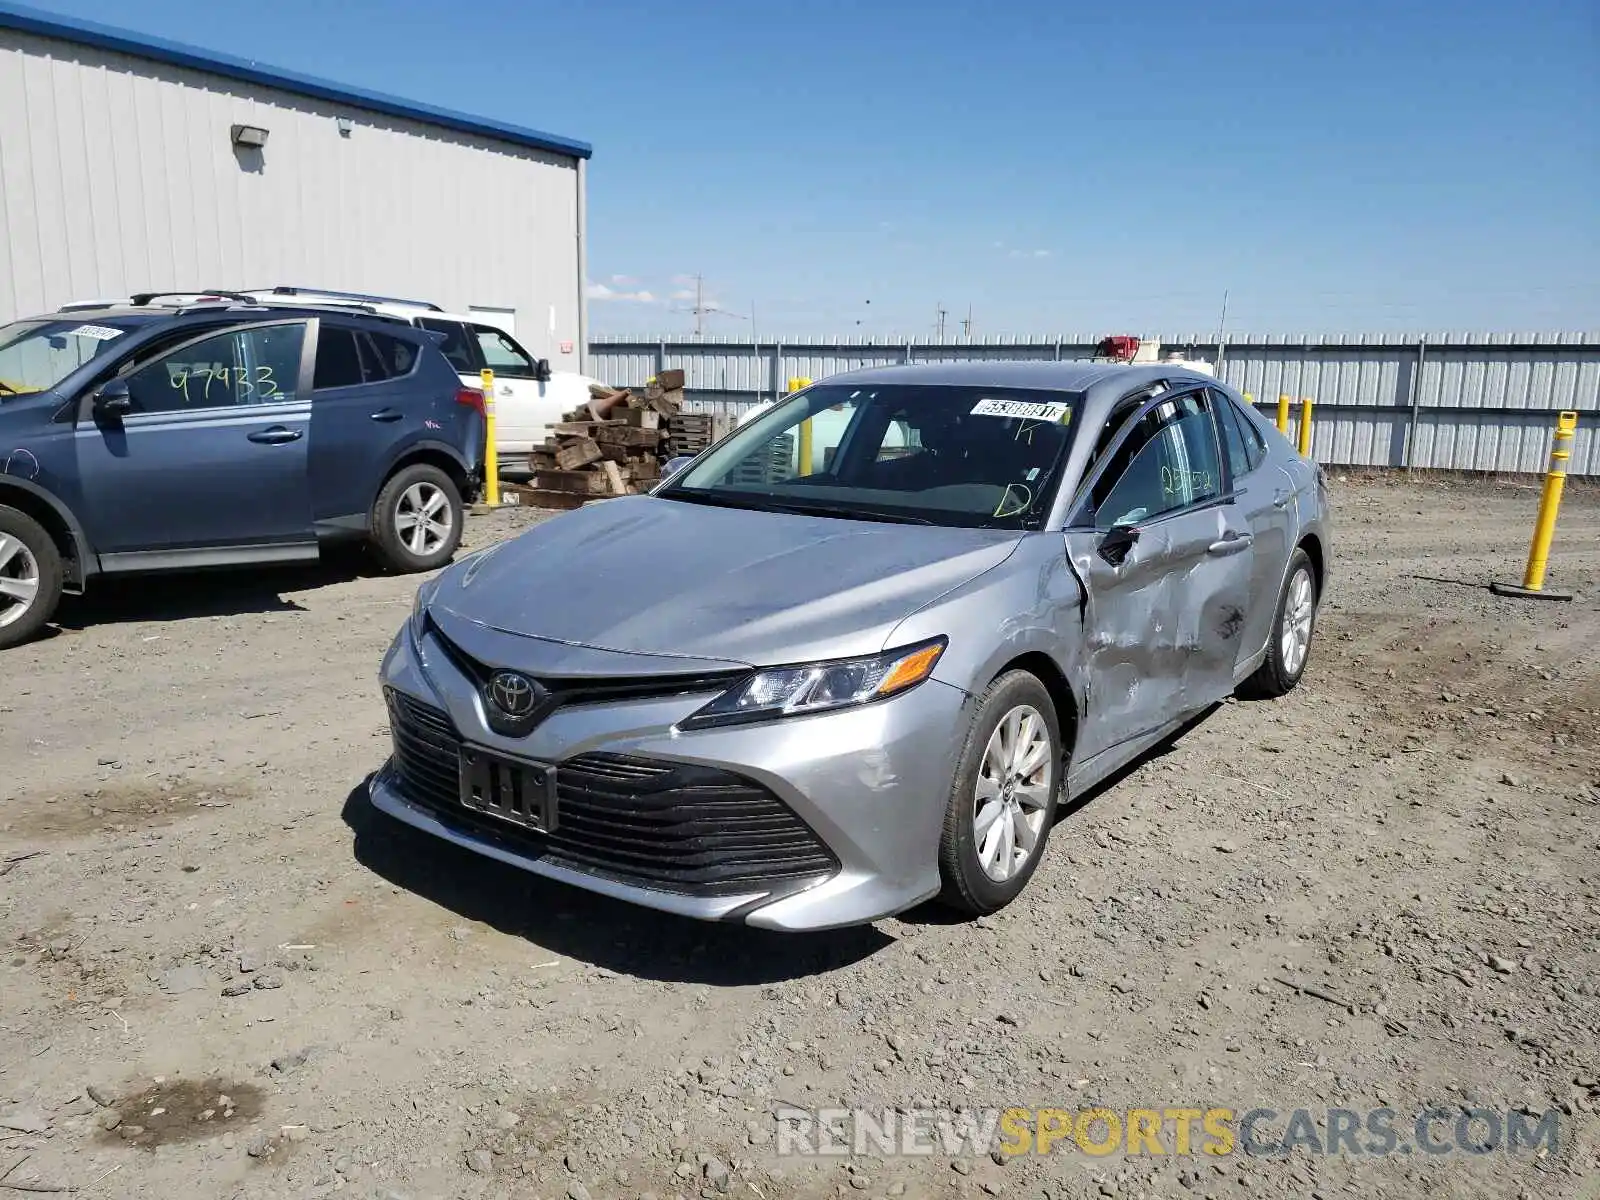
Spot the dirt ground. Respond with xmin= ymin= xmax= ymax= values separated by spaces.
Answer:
xmin=2 ymin=477 xmax=1597 ymax=1200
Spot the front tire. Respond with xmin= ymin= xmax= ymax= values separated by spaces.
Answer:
xmin=937 ymin=671 xmax=1061 ymax=916
xmin=1239 ymin=547 xmax=1318 ymax=698
xmin=370 ymin=464 xmax=462 ymax=574
xmin=0 ymin=505 xmax=64 ymax=651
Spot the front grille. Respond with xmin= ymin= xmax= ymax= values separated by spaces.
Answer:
xmin=382 ymin=690 xmax=838 ymax=896
xmin=425 ymin=615 xmax=746 ymax=709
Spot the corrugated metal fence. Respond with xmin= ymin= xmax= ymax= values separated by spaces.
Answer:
xmin=589 ymin=332 xmax=1600 ymax=476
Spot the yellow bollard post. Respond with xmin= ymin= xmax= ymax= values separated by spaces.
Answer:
xmin=789 ymin=376 xmax=814 ymax=476
xmin=1297 ymin=397 xmax=1313 ymax=457
xmin=1276 ymin=394 xmax=1291 ymax=434
xmin=481 ymin=367 xmax=499 ymax=507
xmin=1492 ymin=411 xmax=1580 ymax=601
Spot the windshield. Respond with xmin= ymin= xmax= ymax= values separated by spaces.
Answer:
xmin=0 ymin=318 xmax=138 ymax=399
xmin=660 ymin=383 xmax=1084 ymax=529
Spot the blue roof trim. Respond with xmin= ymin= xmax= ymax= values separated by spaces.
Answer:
xmin=0 ymin=1 xmax=592 ymax=159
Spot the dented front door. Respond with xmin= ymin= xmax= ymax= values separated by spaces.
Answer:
xmin=1065 ymin=504 xmax=1253 ymax=762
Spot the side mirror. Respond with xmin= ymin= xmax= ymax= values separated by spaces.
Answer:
xmin=533 ymin=358 xmax=552 ymax=383
xmin=95 ymin=378 xmax=133 ymax=419
xmin=1097 ymin=520 xmax=1140 ymax=566
xmin=661 ymin=455 xmax=696 ymax=482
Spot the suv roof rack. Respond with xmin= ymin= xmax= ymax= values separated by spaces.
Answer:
xmin=129 ymin=290 xmax=257 ymax=307
xmin=251 ymin=286 xmax=443 ymax=312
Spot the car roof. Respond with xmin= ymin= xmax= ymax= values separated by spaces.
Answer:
xmin=35 ymin=302 xmax=425 ymax=335
xmin=819 ymin=359 xmax=1216 ymax=395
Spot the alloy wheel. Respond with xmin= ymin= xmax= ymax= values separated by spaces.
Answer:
xmin=973 ymin=704 xmax=1053 ymax=882
xmin=0 ymin=532 xmax=41 ymax=629
xmin=1281 ymin=566 xmax=1315 ymax=676
xmin=394 ymin=483 xmax=454 ymax=558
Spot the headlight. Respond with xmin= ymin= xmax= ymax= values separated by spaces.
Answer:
xmin=410 ymin=577 xmax=440 ymax=635
xmin=679 ymin=638 xmax=947 ymax=730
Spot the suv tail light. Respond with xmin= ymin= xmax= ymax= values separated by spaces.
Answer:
xmin=455 ymin=387 xmax=485 ymax=414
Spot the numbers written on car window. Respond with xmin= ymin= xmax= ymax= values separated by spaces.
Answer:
xmin=169 ymin=365 xmax=282 ymax=403
xmin=124 ymin=325 xmax=305 ymax=415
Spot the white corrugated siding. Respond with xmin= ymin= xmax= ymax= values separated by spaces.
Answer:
xmin=0 ymin=29 xmax=584 ymax=364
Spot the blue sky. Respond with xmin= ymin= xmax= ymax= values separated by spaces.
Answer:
xmin=24 ymin=0 xmax=1599 ymax=335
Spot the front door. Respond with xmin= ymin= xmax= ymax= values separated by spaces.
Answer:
xmin=1063 ymin=387 xmax=1253 ymax=765
xmin=470 ymin=323 xmax=558 ymax=453
xmin=75 ymin=321 xmax=316 ymax=565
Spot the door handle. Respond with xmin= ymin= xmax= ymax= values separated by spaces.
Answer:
xmin=1208 ymin=532 xmax=1253 ymax=556
xmin=1272 ymin=489 xmax=1292 ymax=509
xmin=369 ymin=409 xmax=404 ymax=422
xmin=499 ymin=386 xmax=513 ymax=395
xmin=248 ymin=427 xmax=303 ymax=445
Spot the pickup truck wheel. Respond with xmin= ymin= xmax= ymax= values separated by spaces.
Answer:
xmin=371 ymin=465 xmax=462 ymax=573
xmin=0 ymin=505 xmax=64 ymax=650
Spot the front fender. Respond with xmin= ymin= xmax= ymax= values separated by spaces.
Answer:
xmin=886 ymin=534 xmax=1088 ymax=741
xmin=0 ymin=474 xmax=98 ymax=586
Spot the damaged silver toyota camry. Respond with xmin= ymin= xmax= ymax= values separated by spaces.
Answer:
xmin=372 ymin=361 xmax=1330 ymax=931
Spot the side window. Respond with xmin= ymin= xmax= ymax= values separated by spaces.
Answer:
xmin=1231 ymin=398 xmax=1268 ymax=469
xmin=472 ymin=325 xmax=537 ymax=379
xmin=360 ymin=331 xmax=418 ymax=379
xmin=1089 ymin=391 xmax=1224 ymax=528
xmin=417 ymin=318 xmax=478 ymax=373
xmin=1213 ymin=389 xmax=1253 ymax=480
xmin=123 ymin=324 xmax=303 ymax=414
xmin=313 ymin=327 xmax=364 ymax=389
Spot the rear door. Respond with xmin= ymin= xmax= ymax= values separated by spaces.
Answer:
xmin=75 ymin=321 xmax=316 ymax=565
xmin=469 ymin=324 xmax=559 ymax=453
xmin=1063 ymin=387 xmax=1253 ymax=764
xmin=305 ymin=321 xmax=427 ymax=532
xmin=1211 ymin=388 xmax=1295 ymax=670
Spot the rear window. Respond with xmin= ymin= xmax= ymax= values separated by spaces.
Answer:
xmin=314 ymin=327 xmax=420 ymax=388
xmin=417 ymin=318 xmax=477 ymax=373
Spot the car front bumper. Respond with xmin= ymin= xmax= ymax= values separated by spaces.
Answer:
xmin=368 ymin=618 xmax=974 ymax=931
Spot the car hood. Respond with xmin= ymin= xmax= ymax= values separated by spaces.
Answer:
xmin=432 ymin=496 xmax=1022 ymax=666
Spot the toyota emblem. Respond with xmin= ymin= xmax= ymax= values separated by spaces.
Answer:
xmin=489 ymin=670 xmax=540 ymax=719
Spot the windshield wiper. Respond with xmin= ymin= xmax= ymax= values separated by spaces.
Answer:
xmin=757 ymin=499 xmax=934 ymax=525
xmin=663 ymin=489 xmax=933 ymax=525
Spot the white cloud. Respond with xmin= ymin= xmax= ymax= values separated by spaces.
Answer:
xmin=1033 ymin=249 xmax=1051 ymax=258
xmin=670 ymin=274 xmax=698 ymax=287
xmin=587 ymin=282 xmax=656 ymax=302
xmin=610 ymin=274 xmax=641 ymax=286
xmin=670 ymin=289 xmax=697 ymax=302
xmin=1007 ymin=248 xmax=1051 ymax=259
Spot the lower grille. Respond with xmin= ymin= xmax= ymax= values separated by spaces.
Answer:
xmin=382 ymin=689 xmax=838 ymax=896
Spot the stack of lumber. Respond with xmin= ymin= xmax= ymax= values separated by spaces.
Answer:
xmin=505 ymin=370 xmax=693 ymax=510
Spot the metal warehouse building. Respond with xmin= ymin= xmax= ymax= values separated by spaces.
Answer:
xmin=0 ymin=2 xmax=590 ymax=367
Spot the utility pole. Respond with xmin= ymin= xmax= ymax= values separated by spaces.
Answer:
xmin=961 ymin=305 xmax=973 ymax=338
xmin=935 ymin=301 xmax=947 ymax=341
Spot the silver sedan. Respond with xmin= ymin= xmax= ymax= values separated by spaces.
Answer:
xmin=372 ymin=361 xmax=1330 ymax=930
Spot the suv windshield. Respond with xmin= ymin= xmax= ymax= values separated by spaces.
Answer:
xmin=0 ymin=318 xmax=140 ymax=398
xmin=660 ymin=383 xmax=1084 ymax=529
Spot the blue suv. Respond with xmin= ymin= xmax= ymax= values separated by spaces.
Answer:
xmin=0 ymin=294 xmax=484 ymax=649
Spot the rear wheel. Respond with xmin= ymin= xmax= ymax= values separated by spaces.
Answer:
xmin=1239 ymin=547 xmax=1318 ymax=698
xmin=0 ymin=505 xmax=64 ymax=650
xmin=370 ymin=464 xmax=462 ymax=573
xmin=937 ymin=671 xmax=1061 ymax=916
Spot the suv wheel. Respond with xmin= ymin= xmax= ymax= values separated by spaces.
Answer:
xmin=0 ymin=505 xmax=64 ymax=651
xmin=937 ymin=671 xmax=1062 ymax=916
xmin=371 ymin=464 xmax=462 ymax=573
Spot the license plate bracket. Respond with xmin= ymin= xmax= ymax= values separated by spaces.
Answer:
xmin=458 ymin=747 xmax=557 ymax=833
